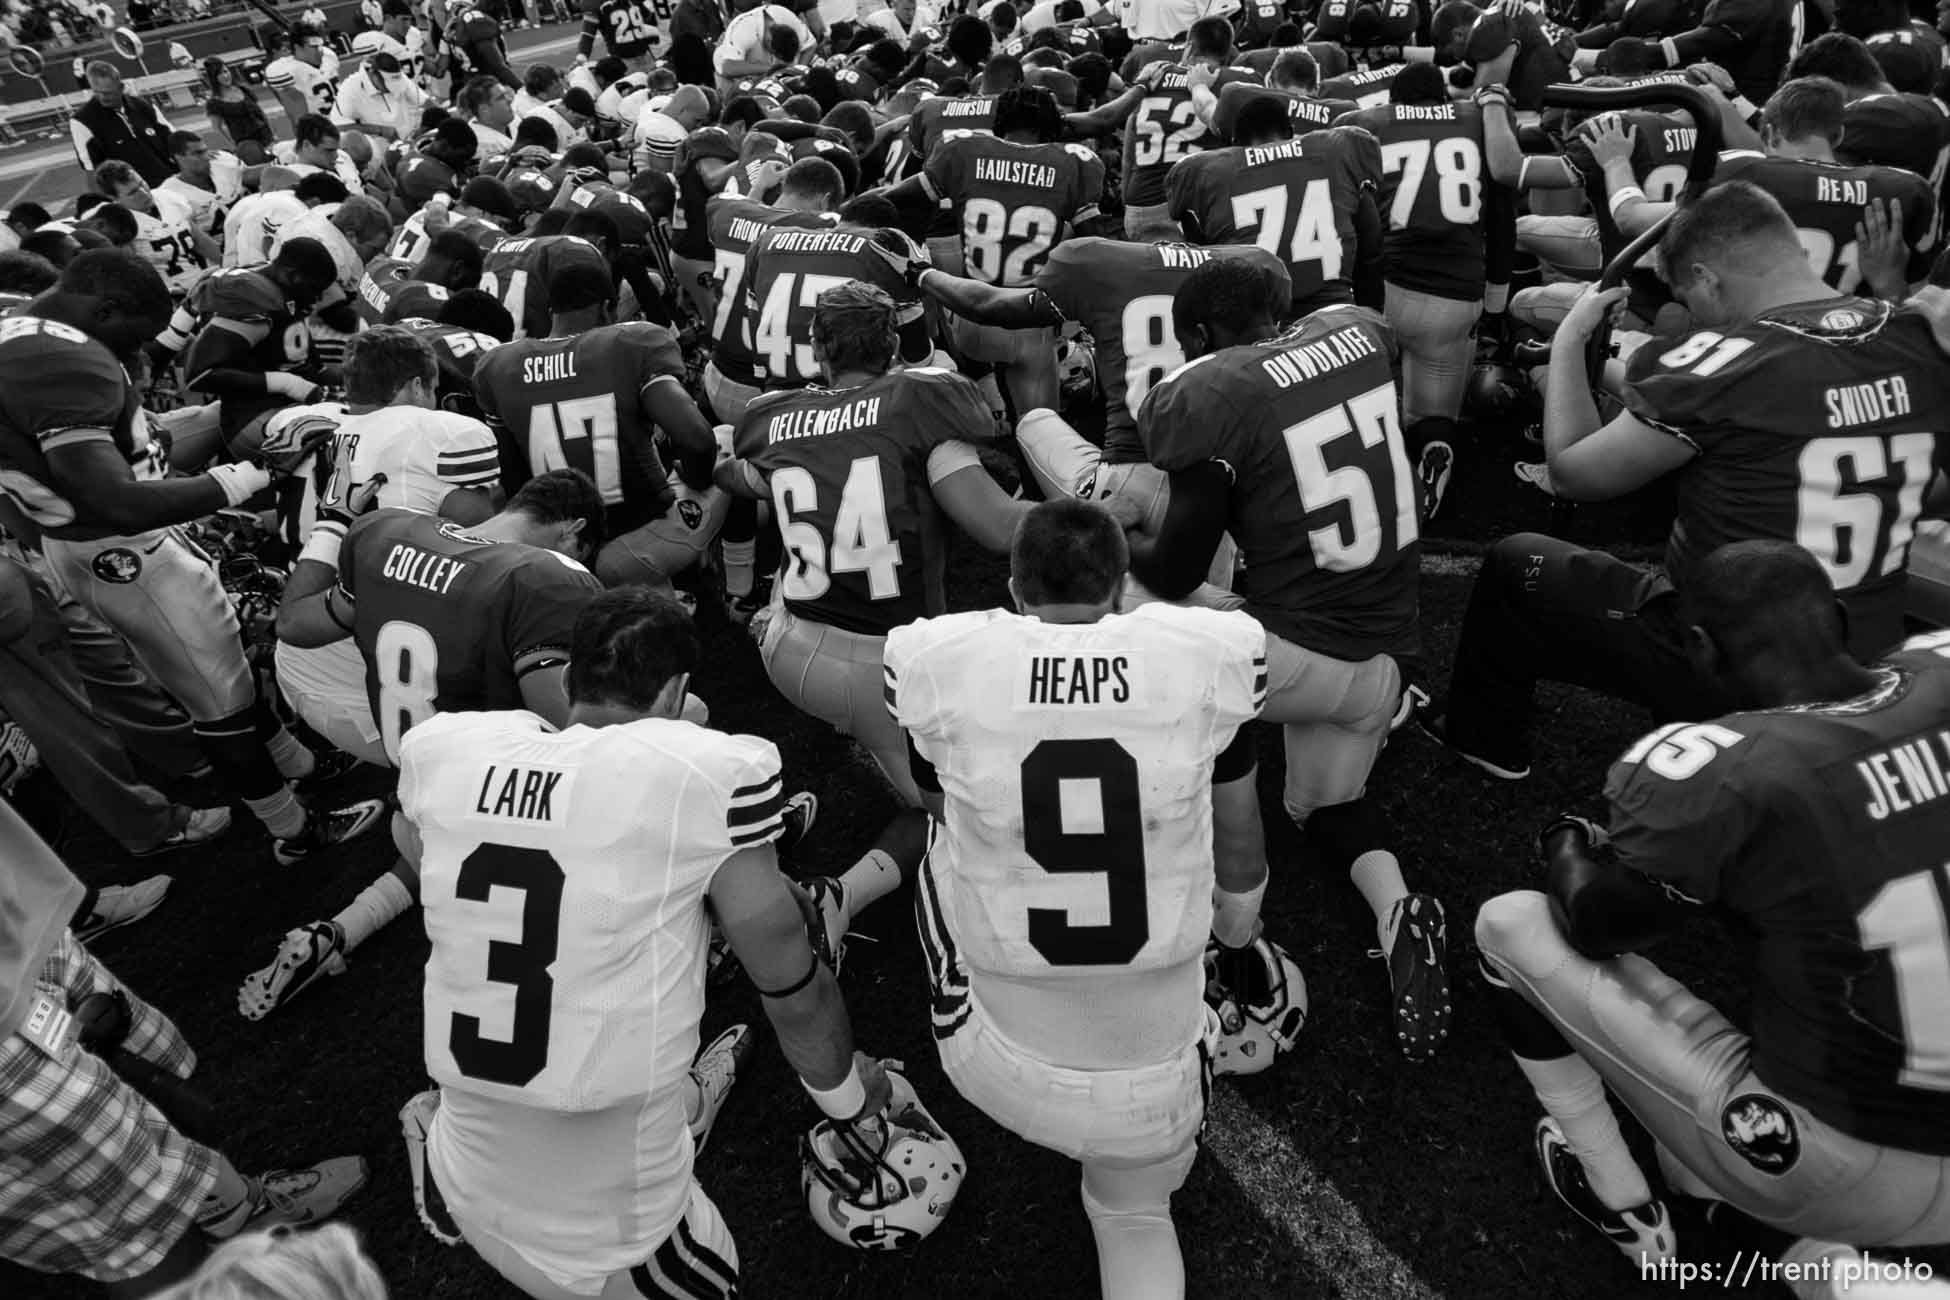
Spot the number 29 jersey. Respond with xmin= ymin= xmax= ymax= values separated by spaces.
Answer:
xmin=1141 ymin=305 xmax=1419 ymax=660
xmin=886 ymin=604 xmax=1265 ymax=1061
xmin=338 ymin=510 xmax=603 ymax=760
xmin=1604 ymin=639 xmax=1950 ymax=1156
xmin=1621 ymin=298 xmax=1950 ymax=658
xmin=404 ymin=709 xmax=787 ymax=1283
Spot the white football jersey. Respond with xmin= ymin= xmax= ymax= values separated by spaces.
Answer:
xmin=264 ymin=54 xmax=340 ymax=116
xmin=337 ymin=406 xmax=501 ymax=516
xmin=132 ymin=190 xmax=205 ymax=294
xmin=405 ymin=710 xmax=787 ymax=1284
xmin=350 ymin=26 xmax=428 ymax=82
xmin=887 ymin=602 xmax=1264 ymax=983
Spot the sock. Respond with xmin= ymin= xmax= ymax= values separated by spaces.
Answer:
xmin=1515 ymin=1052 xmax=1653 ymax=1212
xmin=1776 ymin=1238 xmax=1860 ymax=1300
xmin=245 ymin=786 xmax=306 ymax=840
xmin=263 ymin=724 xmax=314 ymax=781
xmin=838 ymin=849 xmax=901 ymax=920
xmin=722 ymin=539 xmax=755 ymax=599
xmin=1081 ymin=1172 xmax=1185 ymax=1300
xmin=1350 ymin=850 xmax=1409 ymax=946
xmin=196 ymin=1158 xmax=258 ymax=1239
xmin=332 ymin=870 xmax=414 ymax=952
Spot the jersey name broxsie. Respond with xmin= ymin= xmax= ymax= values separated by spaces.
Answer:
xmin=1858 ymin=730 xmax=1950 ymax=820
xmin=381 ymin=543 xmax=472 ymax=595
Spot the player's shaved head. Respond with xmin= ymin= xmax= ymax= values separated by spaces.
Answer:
xmin=980 ymin=54 xmax=1022 ymax=93
xmin=782 ymin=157 xmax=846 ymax=208
xmin=1657 ymin=181 xmax=1811 ymax=318
xmin=51 ymin=248 xmax=172 ymax=353
xmin=1173 ymin=256 xmax=1285 ymax=357
xmin=547 ymin=260 xmax=617 ymax=316
xmin=1391 ymin=62 xmax=1451 ymax=105
xmin=1233 ymin=95 xmax=1294 ymax=145
xmin=1269 ymin=48 xmax=1318 ymax=91
xmin=272 ymin=237 xmax=341 ymax=301
xmin=1760 ymin=77 xmax=1846 ymax=148
xmin=438 ymin=288 xmax=516 ymax=341
xmin=567 ymin=587 xmax=699 ymax=717
xmin=0 ymin=249 xmax=58 ymax=297
xmin=811 ymin=279 xmax=899 ymax=377
xmin=1187 ymin=15 xmax=1235 ymax=63
xmin=423 ymin=230 xmax=486 ymax=288
xmin=563 ymin=208 xmax=622 ymax=258
xmin=343 ymin=326 xmax=437 ymax=408
xmin=1010 ymin=499 xmax=1128 ymax=614
xmin=1681 ymin=541 xmax=1864 ymax=707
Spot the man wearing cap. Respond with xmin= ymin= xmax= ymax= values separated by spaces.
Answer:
xmin=336 ymin=51 xmax=431 ymax=140
xmin=70 ymin=62 xmax=175 ymax=187
xmin=352 ymin=0 xmax=432 ymax=85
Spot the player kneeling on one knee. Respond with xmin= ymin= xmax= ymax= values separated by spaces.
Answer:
xmin=1477 ymin=542 xmax=1950 ymax=1297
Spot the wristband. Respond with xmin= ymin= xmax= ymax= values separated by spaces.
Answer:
xmin=1730 ymin=95 xmax=1757 ymax=123
xmin=1658 ymin=37 xmax=1679 ymax=69
xmin=206 ymin=462 xmax=271 ymax=507
xmin=803 ymin=1061 xmax=867 ymax=1120
xmin=1483 ymin=282 xmax=1509 ymax=315
xmin=1213 ymin=876 xmax=1267 ymax=949
xmin=1608 ymin=186 xmax=1645 ymax=218
xmin=298 ymin=521 xmax=345 ymax=570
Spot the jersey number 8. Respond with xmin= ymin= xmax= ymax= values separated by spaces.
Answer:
xmin=377 ymin=619 xmax=440 ymax=761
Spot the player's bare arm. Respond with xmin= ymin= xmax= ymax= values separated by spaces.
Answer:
xmin=714 ymin=456 xmax=768 ymax=499
xmin=641 ymin=376 xmax=719 ymax=489
xmin=1124 ymin=462 xmax=1230 ymax=601
xmin=1543 ymin=285 xmax=1695 ymax=500
xmin=915 ymin=270 xmax=1065 ymax=330
xmin=932 ymin=449 xmax=1034 ymax=553
xmin=1540 ymin=815 xmax=1691 ymax=958
xmin=513 ymin=648 xmax=574 ymax=726
xmin=277 ymin=563 xmax=357 ymax=649
xmin=44 ymin=437 xmax=265 ymax=536
xmin=435 ymin=485 xmax=499 ymax=525
xmin=1477 ymin=87 xmax=1576 ymax=190
xmin=1582 ymin=117 xmax=1671 ymax=239
xmin=710 ymin=843 xmax=888 ymax=1111
xmin=1063 ymin=79 xmax=1150 ymax=138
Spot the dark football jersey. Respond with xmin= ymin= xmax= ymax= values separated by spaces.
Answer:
xmin=908 ymin=94 xmax=999 ymax=163
xmin=671 ymin=128 xmax=742 ymax=260
xmin=705 ymin=197 xmax=841 ymax=388
xmin=356 ymin=256 xmax=453 ymax=327
xmin=922 ymin=134 xmax=1106 ymax=287
xmin=1211 ymin=85 xmax=1358 ymax=142
xmin=1121 ymin=67 xmax=1255 ymax=208
xmin=1309 ymin=0 xmax=1421 ymax=69
xmin=1034 ymin=238 xmax=1291 ymax=460
xmin=1565 ymin=109 xmax=1697 ymax=259
xmin=339 ymin=509 xmax=602 ymax=761
xmin=564 ymin=183 xmax=656 ymax=249
xmin=481 ymin=235 xmax=611 ymax=340
xmin=1165 ymin=127 xmax=1379 ymax=312
xmin=389 ymin=210 xmax=507 ymax=265
xmin=1140 ymin=305 xmax=1418 ymax=659
xmin=1318 ymin=63 xmax=1405 ymax=109
xmin=583 ymin=0 xmax=661 ymax=58
xmin=734 ymin=367 xmax=993 ymax=636
xmin=1606 ymin=639 xmax=1950 ymax=1156
xmin=1234 ymin=0 xmax=1299 ymax=48
xmin=1714 ymin=151 xmax=1938 ymax=291
xmin=395 ymin=317 xmax=504 ymax=415
xmin=1838 ymin=92 xmax=1950 ymax=192
xmin=472 ymin=321 xmax=685 ymax=527
xmin=181 ymin=267 xmax=310 ymax=381
xmin=0 ymin=315 xmax=147 ymax=541
xmin=1622 ymin=298 xmax=1950 ymax=657
xmin=445 ymin=7 xmax=507 ymax=78
xmin=1343 ymin=101 xmax=1490 ymax=300
xmin=739 ymin=227 xmax=920 ymax=389
xmin=1229 ymin=42 xmax=1349 ymax=80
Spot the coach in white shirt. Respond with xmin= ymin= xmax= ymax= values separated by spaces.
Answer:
xmin=713 ymin=3 xmax=814 ymax=87
xmin=1112 ymin=0 xmax=1236 ymax=40
xmin=336 ymin=53 xmax=429 ymax=140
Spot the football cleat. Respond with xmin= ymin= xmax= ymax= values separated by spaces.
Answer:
xmin=1374 ymin=894 xmax=1451 ymax=1062
xmin=1389 ymin=682 xmax=1430 ymax=735
xmin=238 ymin=920 xmax=348 ymax=1021
xmin=296 ymin=747 xmax=365 ymax=796
xmin=803 ymin=1065 xmax=965 ymax=1251
xmin=1418 ymin=440 xmax=1454 ymax=521
xmin=797 ymin=876 xmax=849 ymax=973
xmin=247 ymin=1156 xmax=370 ymax=1230
xmin=1536 ymin=1118 xmax=1676 ymax=1268
xmin=272 ymin=797 xmax=388 ymax=866
xmin=1203 ymin=935 xmax=1308 ymax=1076
xmin=131 ymin=806 xmax=232 ymax=857
xmin=400 ymin=1090 xmax=464 ymax=1246
xmin=73 ymin=875 xmax=172 ymax=943
xmin=688 ymin=1024 xmax=755 ymax=1155
xmin=1413 ymin=707 xmax=1532 ymax=781
xmin=1514 ymin=460 xmax=1556 ymax=497
xmin=780 ymin=790 xmax=819 ymax=857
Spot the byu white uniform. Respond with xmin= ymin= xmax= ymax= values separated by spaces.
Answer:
xmin=405 ymin=709 xmax=784 ymax=1297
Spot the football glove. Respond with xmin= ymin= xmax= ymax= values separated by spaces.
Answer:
xmin=1537 ymin=813 xmax=1609 ymax=862
xmin=865 ymin=227 xmax=933 ymax=294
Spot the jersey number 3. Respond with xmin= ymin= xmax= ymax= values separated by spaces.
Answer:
xmin=449 ymin=843 xmax=566 ymax=1087
xmin=1021 ymin=738 xmax=1148 ymax=966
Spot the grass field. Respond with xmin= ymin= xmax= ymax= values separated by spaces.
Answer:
xmin=0 ymin=443 xmax=1883 ymax=1300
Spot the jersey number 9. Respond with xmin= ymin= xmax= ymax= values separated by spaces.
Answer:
xmin=1022 ymin=738 xmax=1148 ymax=967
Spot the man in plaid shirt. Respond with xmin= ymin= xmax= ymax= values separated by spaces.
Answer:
xmin=0 ymin=804 xmax=368 ymax=1291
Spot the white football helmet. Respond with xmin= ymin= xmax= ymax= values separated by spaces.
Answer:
xmin=802 ymin=1066 xmax=965 ymax=1252
xmin=1203 ymin=936 xmax=1308 ymax=1076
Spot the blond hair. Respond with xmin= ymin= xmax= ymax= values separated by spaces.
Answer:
xmin=152 ymin=1225 xmax=388 ymax=1300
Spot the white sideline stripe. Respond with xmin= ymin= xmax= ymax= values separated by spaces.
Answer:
xmin=1203 ymin=1090 xmax=1449 ymax=1299
xmin=1420 ymin=553 xmax=1483 ymax=579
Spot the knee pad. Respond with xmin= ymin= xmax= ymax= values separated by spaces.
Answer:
xmin=1472 ymin=890 xmax=1563 ymax=981
xmin=1301 ymin=796 xmax=1386 ymax=874
xmin=1081 ymin=1166 xmax=1174 ymax=1224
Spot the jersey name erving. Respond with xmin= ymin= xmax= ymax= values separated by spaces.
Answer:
xmin=473 ymin=763 xmax=567 ymax=820
xmin=974 ymin=158 xmax=1058 ymax=188
xmin=1259 ymin=326 xmax=1380 ymax=388
xmin=1823 ymin=375 xmax=1912 ymax=428
xmin=765 ymin=395 xmax=884 ymax=443
xmin=1858 ymin=730 xmax=1950 ymax=821
xmin=381 ymin=543 xmax=470 ymax=595
xmin=1243 ymin=140 xmax=1308 ymax=167
xmin=522 ymin=352 xmax=579 ymax=384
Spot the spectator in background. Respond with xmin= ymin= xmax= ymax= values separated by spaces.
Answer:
xmin=361 ymin=0 xmax=385 ymax=26
xmin=335 ymin=51 xmax=428 ymax=140
xmin=152 ymin=1225 xmax=388 ymax=1300
xmin=201 ymin=58 xmax=275 ymax=164
xmin=70 ymin=61 xmax=175 ymax=186
xmin=300 ymin=4 xmax=329 ymax=28
xmin=264 ymin=23 xmax=341 ymax=129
